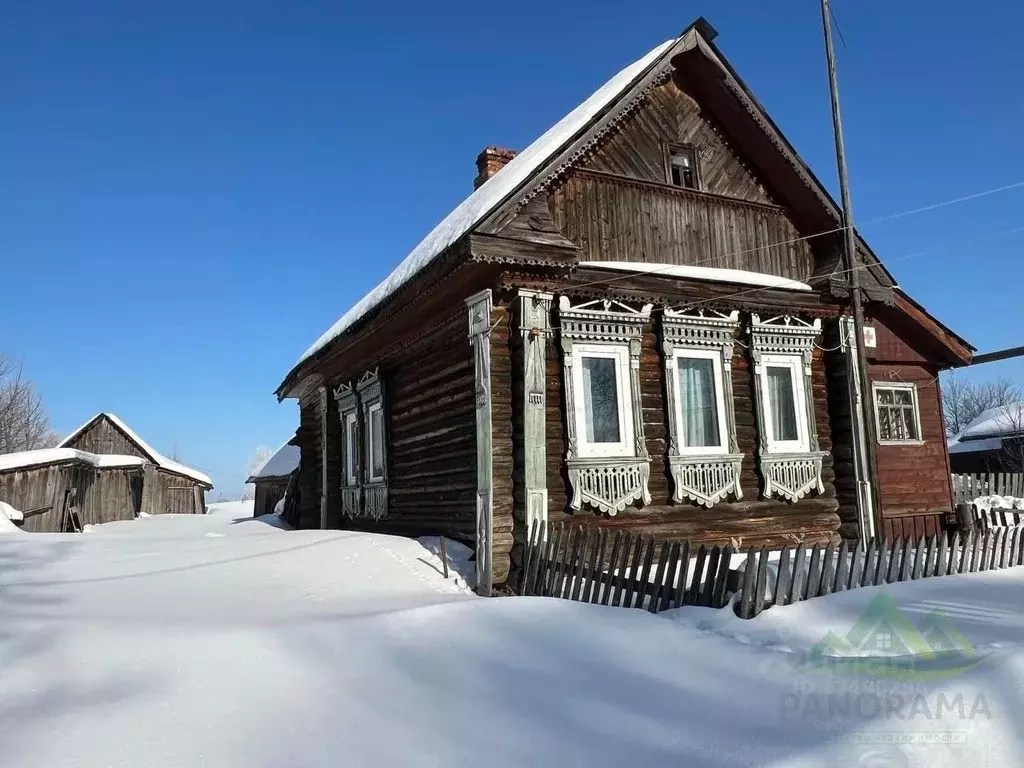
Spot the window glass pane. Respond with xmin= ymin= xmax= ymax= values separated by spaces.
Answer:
xmin=581 ymin=356 xmax=621 ymax=444
xmin=677 ymin=356 xmax=720 ymax=447
xmin=892 ymin=389 xmax=913 ymax=406
xmin=370 ymin=408 xmax=385 ymax=478
xmin=766 ymin=365 xmax=799 ymax=442
xmin=346 ymin=418 xmax=358 ymax=483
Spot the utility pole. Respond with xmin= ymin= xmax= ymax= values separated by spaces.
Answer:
xmin=820 ymin=0 xmax=879 ymax=543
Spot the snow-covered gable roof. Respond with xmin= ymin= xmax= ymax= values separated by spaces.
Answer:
xmin=247 ymin=442 xmax=300 ymax=483
xmin=295 ymin=39 xmax=674 ymax=367
xmin=0 ymin=448 xmax=147 ymax=474
xmin=58 ymin=413 xmax=213 ymax=486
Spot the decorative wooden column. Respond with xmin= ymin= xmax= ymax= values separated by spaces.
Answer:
xmin=466 ymin=289 xmax=494 ymax=596
xmin=517 ymin=290 xmax=552 ymax=534
xmin=318 ymin=384 xmax=329 ymax=530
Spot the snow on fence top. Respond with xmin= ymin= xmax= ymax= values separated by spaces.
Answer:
xmin=296 ymin=39 xmax=674 ymax=366
xmin=577 ymin=261 xmax=813 ymax=292
xmin=0 ymin=448 xmax=147 ymax=474
xmin=248 ymin=442 xmax=300 ymax=482
xmin=58 ymin=412 xmax=213 ymax=486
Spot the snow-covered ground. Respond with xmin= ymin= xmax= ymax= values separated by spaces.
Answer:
xmin=1 ymin=512 xmax=1022 ymax=767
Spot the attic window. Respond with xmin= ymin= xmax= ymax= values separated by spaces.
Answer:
xmin=667 ymin=144 xmax=699 ymax=189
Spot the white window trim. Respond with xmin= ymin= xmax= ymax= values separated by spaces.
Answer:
xmin=873 ymin=381 xmax=925 ymax=446
xmin=759 ymin=353 xmax=810 ymax=454
xmin=344 ymin=411 xmax=358 ymax=485
xmin=672 ymin=347 xmax=729 ymax=456
xmin=366 ymin=402 xmax=385 ymax=482
xmin=570 ymin=343 xmax=635 ymax=459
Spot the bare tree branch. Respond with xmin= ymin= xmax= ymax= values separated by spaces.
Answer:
xmin=0 ymin=354 xmax=57 ymax=454
xmin=942 ymin=374 xmax=1023 ymax=437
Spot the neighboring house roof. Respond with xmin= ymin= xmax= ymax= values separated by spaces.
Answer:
xmin=955 ymin=403 xmax=1024 ymax=442
xmin=58 ymin=413 xmax=213 ymax=486
xmin=0 ymin=448 xmax=147 ymax=474
xmin=246 ymin=442 xmax=300 ymax=483
xmin=277 ymin=16 xmax=970 ymax=396
xmin=948 ymin=437 xmax=1004 ymax=455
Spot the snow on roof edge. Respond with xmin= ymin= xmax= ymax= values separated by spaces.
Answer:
xmin=578 ymin=261 xmax=813 ymax=291
xmin=293 ymin=38 xmax=676 ymax=369
xmin=0 ymin=448 xmax=148 ymax=474
xmin=247 ymin=441 xmax=300 ymax=483
xmin=57 ymin=412 xmax=213 ymax=486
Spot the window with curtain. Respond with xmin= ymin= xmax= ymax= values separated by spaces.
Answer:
xmin=766 ymin=365 xmax=799 ymax=442
xmin=582 ymin=356 xmax=621 ymax=443
xmin=675 ymin=352 xmax=725 ymax=452
xmin=570 ymin=343 xmax=633 ymax=458
xmin=874 ymin=384 xmax=922 ymax=443
xmin=758 ymin=354 xmax=808 ymax=452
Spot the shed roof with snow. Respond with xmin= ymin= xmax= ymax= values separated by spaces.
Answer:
xmin=58 ymin=413 xmax=213 ymax=487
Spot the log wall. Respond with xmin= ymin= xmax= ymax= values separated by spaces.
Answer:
xmin=496 ymin=289 xmax=843 ymax=562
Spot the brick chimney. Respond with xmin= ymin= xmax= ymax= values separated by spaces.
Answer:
xmin=474 ymin=146 xmax=517 ymax=190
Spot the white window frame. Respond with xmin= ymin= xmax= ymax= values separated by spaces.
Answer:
xmin=366 ymin=401 xmax=385 ymax=482
xmin=873 ymin=382 xmax=924 ymax=446
xmin=343 ymin=411 xmax=358 ymax=485
xmin=758 ymin=353 xmax=810 ymax=454
xmin=570 ymin=343 xmax=635 ymax=459
xmin=672 ymin=348 xmax=729 ymax=456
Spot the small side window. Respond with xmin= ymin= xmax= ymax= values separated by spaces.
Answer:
xmin=874 ymin=383 xmax=923 ymax=444
xmin=666 ymin=144 xmax=699 ymax=190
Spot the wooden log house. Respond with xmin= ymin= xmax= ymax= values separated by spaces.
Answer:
xmin=274 ymin=18 xmax=974 ymax=592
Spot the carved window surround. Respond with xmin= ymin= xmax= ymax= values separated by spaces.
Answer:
xmin=661 ymin=308 xmax=743 ymax=507
xmin=557 ymin=296 xmax=652 ymax=516
xmin=517 ymin=290 xmax=553 ymax=535
xmin=357 ymin=369 xmax=388 ymax=520
xmin=333 ymin=382 xmax=362 ymax=520
xmin=749 ymin=314 xmax=827 ymax=503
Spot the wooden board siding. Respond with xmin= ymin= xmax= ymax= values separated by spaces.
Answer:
xmin=142 ymin=467 xmax=204 ymax=516
xmin=866 ymin=310 xmax=955 ymax=533
xmin=63 ymin=415 xmax=150 ymax=460
xmin=549 ymin=170 xmax=815 ymax=281
xmin=869 ymin=363 xmax=951 ymax=517
xmin=0 ymin=462 xmax=146 ymax=532
xmin=529 ymin=301 xmax=841 ymax=549
xmin=585 ymin=79 xmax=772 ymax=205
xmin=254 ymin=480 xmax=289 ymax=518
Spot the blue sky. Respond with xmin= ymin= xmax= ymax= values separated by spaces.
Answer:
xmin=2 ymin=1 xmax=1022 ymax=497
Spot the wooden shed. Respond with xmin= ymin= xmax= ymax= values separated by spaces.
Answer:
xmin=57 ymin=413 xmax=212 ymax=516
xmin=246 ymin=440 xmax=300 ymax=517
xmin=0 ymin=449 xmax=147 ymax=531
xmin=274 ymin=18 xmax=974 ymax=593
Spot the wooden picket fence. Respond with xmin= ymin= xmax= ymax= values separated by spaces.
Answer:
xmin=519 ymin=521 xmax=733 ymax=612
xmin=735 ymin=528 xmax=1024 ymax=618
xmin=952 ymin=472 xmax=1024 ymax=504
